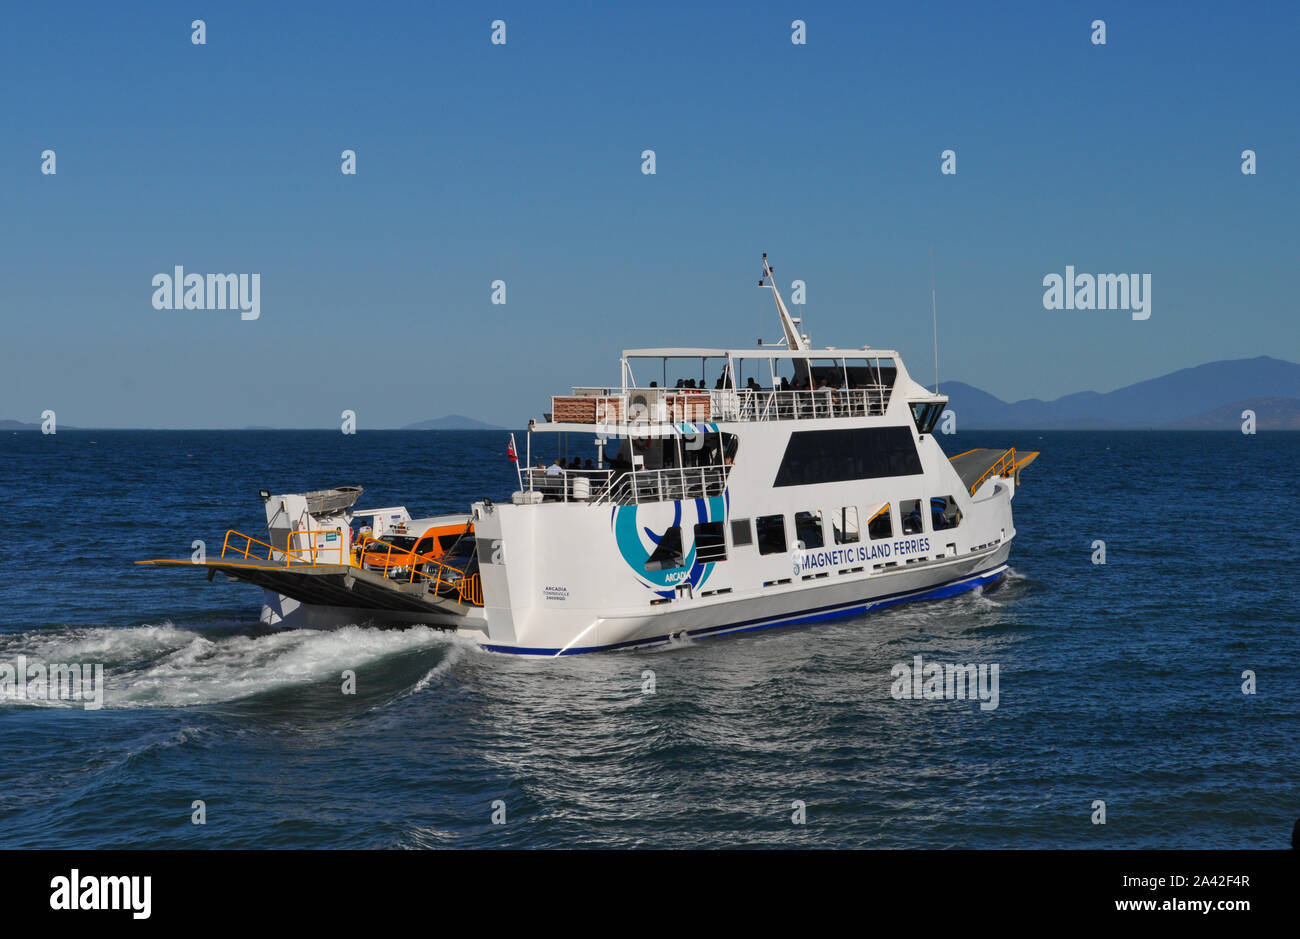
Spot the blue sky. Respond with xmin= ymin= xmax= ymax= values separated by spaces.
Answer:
xmin=2 ymin=0 xmax=1297 ymax=428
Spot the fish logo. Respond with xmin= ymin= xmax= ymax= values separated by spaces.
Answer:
xmin=612 ymin=493 xmax=727 ymax=598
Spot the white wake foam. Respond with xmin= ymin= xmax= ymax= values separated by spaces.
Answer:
xmin=0 ymin=623 xmax=459 ymax=708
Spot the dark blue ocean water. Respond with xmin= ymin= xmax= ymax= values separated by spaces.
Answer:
xmin=0 ymin=429 xmax=1295 ymax=848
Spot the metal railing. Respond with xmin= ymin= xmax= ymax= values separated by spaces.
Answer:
xmin=524 ymin=465 xmax=728 ymax=506
xmin=969 ymin=448 xmax=1017 ymax=494
xmin=595 ymin=465 xmax=729 ymax=505
xmin=722 ymin=386 xmax=891 ymax=421
xmin=359 ymin=535 xmax=483 ymax=606
xmin=548 ymin=384 xmax=892 ymax=426
xmin=525 ymin=467 xmax=614 ymax=502
xmin=221 ymin=529 xmax=347 ymax=565
xmin=218 ymin=529 xmax=483 ymax=607
xmin=221 ymin=529 xmax=281 ymax=561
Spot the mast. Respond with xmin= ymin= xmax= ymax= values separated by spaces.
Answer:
xmin=929 ymin=245 xmax=939 ymax=394
xmin=758 ymin=253 xmax=808 ymax=351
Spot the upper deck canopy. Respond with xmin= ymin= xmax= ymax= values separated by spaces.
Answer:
xmin=623 ymin=346 xmax=898 ymax=360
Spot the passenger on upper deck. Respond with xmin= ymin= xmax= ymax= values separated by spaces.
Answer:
xmin=546 ymin=458 xmax=564 ymax=476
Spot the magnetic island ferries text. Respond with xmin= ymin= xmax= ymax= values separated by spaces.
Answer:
xmin=140 ymin=256 xmax=1037 ymax=655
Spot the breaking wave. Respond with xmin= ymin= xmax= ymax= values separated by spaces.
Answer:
xmin=0 ymin=623 xmax=464 ymax=708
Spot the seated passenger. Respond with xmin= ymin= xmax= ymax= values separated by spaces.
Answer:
xmin=546 ymin=458 xmax=564 ymax=476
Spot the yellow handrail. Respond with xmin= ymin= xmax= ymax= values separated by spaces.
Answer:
xmin=221 ymin=530 xmax=279 ymax=561
xmin=215 ymin=528 xmax=483 ymax=607
xmin=969 ymin=448 xmax=1017 ymax=494
xmin=458 ymin=572 xmax=483 ymax=606
xmin=286 ymin=529 xmax=348 ymax=566
xmin=358 ymin=534 xmax=484 ymax=607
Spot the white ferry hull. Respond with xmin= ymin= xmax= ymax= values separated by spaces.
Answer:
xmin=477 ymin=550 xmax=1012 ymax=655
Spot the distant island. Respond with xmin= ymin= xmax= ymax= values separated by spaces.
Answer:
xmin=944 ymin=355 xmax=1300 ymax=429
xmin=1 ymin=418 xmax=83 ymax=431
xmin=403 ymin=414 xmax=506 ymax=431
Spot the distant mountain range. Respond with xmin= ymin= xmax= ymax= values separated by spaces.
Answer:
xmin=402 ymin=414 xmax=506 ymax=431
xmin=945 ymin=356 xmax=1300 ymax=429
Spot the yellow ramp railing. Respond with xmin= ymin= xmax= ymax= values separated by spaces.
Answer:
xmin=217 ymin=528 xmax=483 ymax=607
xmin=968 ymin=448 xmax=1017 ymax=494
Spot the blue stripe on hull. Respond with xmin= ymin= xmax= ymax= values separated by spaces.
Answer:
xmin=481 ymin=564 xmax=1009 ymax=656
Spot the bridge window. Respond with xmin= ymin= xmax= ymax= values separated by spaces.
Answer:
xmin=832 ymin=506 xmax=860 ymax=544
xmin=868 ymin=504 xmax=893 ymax=540
xmin=931 ymin=496 xmax=961 ymax=530
xmin=646 ymin=526 xmax=684 ymax=571
xmin=911 ymin=402 xmax=944 ymax=435
xmin=756 ymin=514 xmax=787 ymax=555
xmin=694 ymin=522 xmax=727 ymax=563
xmin=795 ymin=511 xmax=824 ymax=549
xmin=900 ymin=499 xmax=925 ymax=535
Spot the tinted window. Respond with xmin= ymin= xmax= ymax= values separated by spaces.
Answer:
xmin=911 ymin=402 xmax=944 ymax=435
xmin=795 ymin=511 xmax=824 ymax=549
xmin=900 ymin=499 xmax=925 ymax=535
xmin=773 ymin=427 xmax=922 ymax=487
xmin=931 ymin=496 xmax=960 ymax=530
xmin=694 ymin=522 xmax=727 ymax=563
xmin=868 ymin=504 xmax=893 ymax=540
xmin=756 ymin=515 xmax=786 ymax=555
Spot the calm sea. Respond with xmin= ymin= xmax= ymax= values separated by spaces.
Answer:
xmin=0 ymin=430 xmax=1295 ymax=848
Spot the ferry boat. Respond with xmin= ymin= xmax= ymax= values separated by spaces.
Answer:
xmin=139 ymin=256 xmax=1037 ymax=655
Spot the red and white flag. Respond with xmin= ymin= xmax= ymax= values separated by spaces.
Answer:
xmin=507 ymin=434 xmax=518 ymax=462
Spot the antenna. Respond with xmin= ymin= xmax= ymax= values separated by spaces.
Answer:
xmin=929 ymin=245 xmax=939 ymax=394
xmin=758 ymin=253 xmax=808 ymax=351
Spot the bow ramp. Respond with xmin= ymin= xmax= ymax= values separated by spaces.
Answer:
xmin=948 ymin=447 xmax=1039 ymax=494
xmin=137 ymin=555 xmax=474 ymax=617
